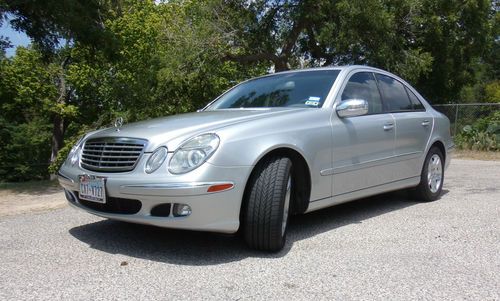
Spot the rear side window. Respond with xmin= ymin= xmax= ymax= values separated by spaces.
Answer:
xmin=406 ymin=87 xmax=425 ymax=111
xmin=341 ymin=72 xmax=383 ymax=114
xmin=375 ymin=74 xmax=412 ymax=112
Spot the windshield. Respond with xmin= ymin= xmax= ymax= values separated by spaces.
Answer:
xmin=207 ymin=70 xmax=340 ymax=110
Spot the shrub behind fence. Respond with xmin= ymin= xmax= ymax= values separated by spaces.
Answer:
xmin=432 ymin=103 xmax=500 ymax=136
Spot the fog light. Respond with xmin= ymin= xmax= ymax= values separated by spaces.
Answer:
xmin=173 ymin=204 xmax=192 ymax=217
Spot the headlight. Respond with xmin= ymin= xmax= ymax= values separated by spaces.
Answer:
xmin=169 ymin=133 xmax=220 ymax=174
xmin=67 ymin=136 xmax=85 ymax=166
xmin=145 ymin=147 xmax=168 ymax=174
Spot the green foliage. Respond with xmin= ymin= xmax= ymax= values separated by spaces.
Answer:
xmin=456 ymin=111 xmax=500 ymax=151
xmin=1 ymin=48 xmax=58 ymax=117
xmin=47 ymin=126 xmax=90 ymax=175
xmin=1 ymin=0 xmax=118 ymax=55
xmin=0 ymin=0 xmax=499 ymax=181
xmin=414 ymin=0 xmax=495 ymax=103
xmin=312 ymin=0 xmax=435 ymax=83
xmin=0 ymin=47 xmax=57 ymax=180
xmin=0 ymin=117 xmax=52 ymax=181
xmin=150 ymin=1 xmax=267 ymax=118
xmin=484 ymin=81 xmax=500 ymax=103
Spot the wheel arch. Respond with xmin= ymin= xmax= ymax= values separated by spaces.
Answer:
xmin=427 ymin=139 xmax=446 ymax=163
xmin=240 ymin=146 xmax=312 ymax=224
xmin=430 ymin=140 xmax=446 ymax=161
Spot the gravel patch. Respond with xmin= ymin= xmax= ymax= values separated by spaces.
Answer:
xmin=0 ymin=159 xmax=498 ymax=300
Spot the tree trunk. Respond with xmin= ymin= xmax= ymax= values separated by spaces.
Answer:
xmin=50 ymin=116 xmax=65 ymax=177
xmin=274 ymin=59 xmax=289 ymax=72
xmin=49 ymin=55 xmax=71 ymax=177
xmin=51 ymin=115 xmax=67 ymax=161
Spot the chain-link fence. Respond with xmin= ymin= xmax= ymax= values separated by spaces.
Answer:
xmin=432 ymin=103 xmax=500 ymax=136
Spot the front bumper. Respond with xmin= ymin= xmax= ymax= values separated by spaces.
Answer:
xmin=58 ymin=160 xmax=253 ymax=234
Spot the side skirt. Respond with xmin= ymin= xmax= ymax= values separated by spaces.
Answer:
xmin=305 ymin=176 xmax=420 ymax=213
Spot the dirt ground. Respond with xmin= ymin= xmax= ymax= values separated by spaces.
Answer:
xmin=453 ymin=149 xmax=500 ymax=161
xmin=0 ymin=151 xmax=498 ymax=217
xmin=0 ymin=180 xmax=66 ymax=216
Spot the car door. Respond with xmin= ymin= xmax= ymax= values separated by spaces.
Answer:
xmin=375 ymin=73 xmax=433 ymax=179
xmin=330 ymin=72 xmax=396 ymax=196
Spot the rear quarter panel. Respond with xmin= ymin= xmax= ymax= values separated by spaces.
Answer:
xmin=428 ymin=109 xmax=454 ymax=169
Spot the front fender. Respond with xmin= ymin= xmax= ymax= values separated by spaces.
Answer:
xmin=207 ymin=109 xmax=334 ymax=201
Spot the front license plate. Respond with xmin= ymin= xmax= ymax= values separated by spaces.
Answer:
xmin=79 ymin=175 xmax=106 ymax=204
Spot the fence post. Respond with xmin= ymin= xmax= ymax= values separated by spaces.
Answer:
xmin=454 ymin=104 xmax=459 ymax=136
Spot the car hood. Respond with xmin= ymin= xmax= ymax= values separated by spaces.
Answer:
xmin=88 ymin=108 xmax=304 ymax=152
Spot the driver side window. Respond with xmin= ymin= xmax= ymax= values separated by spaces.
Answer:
xmin=341 ymin=72 xmax=383 ymax=114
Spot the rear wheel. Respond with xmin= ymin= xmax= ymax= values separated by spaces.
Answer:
xmin=243 ymin=156 xmax=292 ymax=251
xmin=413 ymin=147 xmax=444 ymax=202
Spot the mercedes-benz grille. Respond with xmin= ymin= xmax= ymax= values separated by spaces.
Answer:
xmin=81 ymin=137 xmax=148 ymax=172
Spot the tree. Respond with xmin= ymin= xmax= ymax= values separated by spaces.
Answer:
xmin=0 ymin=16 xmax=13 ymax=60
xmin=213 ymin=0 xmax=433 ymax=82
xmin=205 ymin=0 xmax=495 ymax=103
xmin=1 ymin=0 xmax=498 ymax=181
xmin=0 ymin=47 xmax=57 ymax=180
xmin=0 ymin=0 xmax=118 ymax=55
xmin=414 ymin=0 xmax=495 ymax=103
xmin=0 ymin=0 xmax=122 ymax=171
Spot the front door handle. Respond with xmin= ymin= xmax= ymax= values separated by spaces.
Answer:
xmin=383 ymin=122 xmax=394 ymax=131
xmin=421 ymin=120 xmax=430 ymax=127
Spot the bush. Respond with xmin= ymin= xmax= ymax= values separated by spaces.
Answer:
xmin=48 ymin=126 xmax=92 ymax=175
xmin=47 ymin=137 xmax=76 ymax=175
xmin=0 ymin=117 xmax=52 ymax=181
xmin=456 ymin=111 xmax=500 ymax=151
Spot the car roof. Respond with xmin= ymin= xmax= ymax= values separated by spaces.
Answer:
xmin=271 ymin=65 xmax=387 ymax=75
xmin=260 ymin=65 xmax=409 ymax=87
xmin=242 ymin=65 xmax=403 ymax=86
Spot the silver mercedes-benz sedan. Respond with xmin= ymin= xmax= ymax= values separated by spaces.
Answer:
xmin=58 ymin=65 xmax=453 ymax=251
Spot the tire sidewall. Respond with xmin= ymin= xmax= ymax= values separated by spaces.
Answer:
xmin=421 ymin=147 xmax=444 ymax=201
xmin=277 ymin=164 xmax=293 ymax=247
xmin=243 ymin=156 xmax=293 ymax=251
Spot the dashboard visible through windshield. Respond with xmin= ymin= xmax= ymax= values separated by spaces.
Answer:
xmin=207 ymin=70 xmax=340 ymax=110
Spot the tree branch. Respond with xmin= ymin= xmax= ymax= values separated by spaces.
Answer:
xmin=224 ymin=52 xmax=279 ymax=64
xmin=281 ymin=18 xmax=307 ymax=58
xmin=56 ymin=55 xmax=71 ymax=104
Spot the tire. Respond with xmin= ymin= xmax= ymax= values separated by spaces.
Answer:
xmin=413 ymin=147 xmax=444 ymax=202
xmin=243 ymin=156 xmax=292 ymax=251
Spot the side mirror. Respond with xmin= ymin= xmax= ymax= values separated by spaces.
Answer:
xmin=336 ymin=99 xmax=369 ymax=118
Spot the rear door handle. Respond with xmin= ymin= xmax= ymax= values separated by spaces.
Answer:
xmin=421 ymin=120 xmax=430 ymax=127
xmin=383 ymin=122 xmax=394 ymax=131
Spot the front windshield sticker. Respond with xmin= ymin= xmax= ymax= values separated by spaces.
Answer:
xmin=305 ymin=96 xmax=320 ymax=107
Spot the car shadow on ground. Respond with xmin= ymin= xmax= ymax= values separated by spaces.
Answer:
xmin=69 ymin=189 xmax=441 ymax=266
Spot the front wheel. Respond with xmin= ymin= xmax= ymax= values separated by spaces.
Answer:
xmin=413 ymin=147 xmax=444 ymax=202
xmin=243 ymin=156 xmax=292 ymax=251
